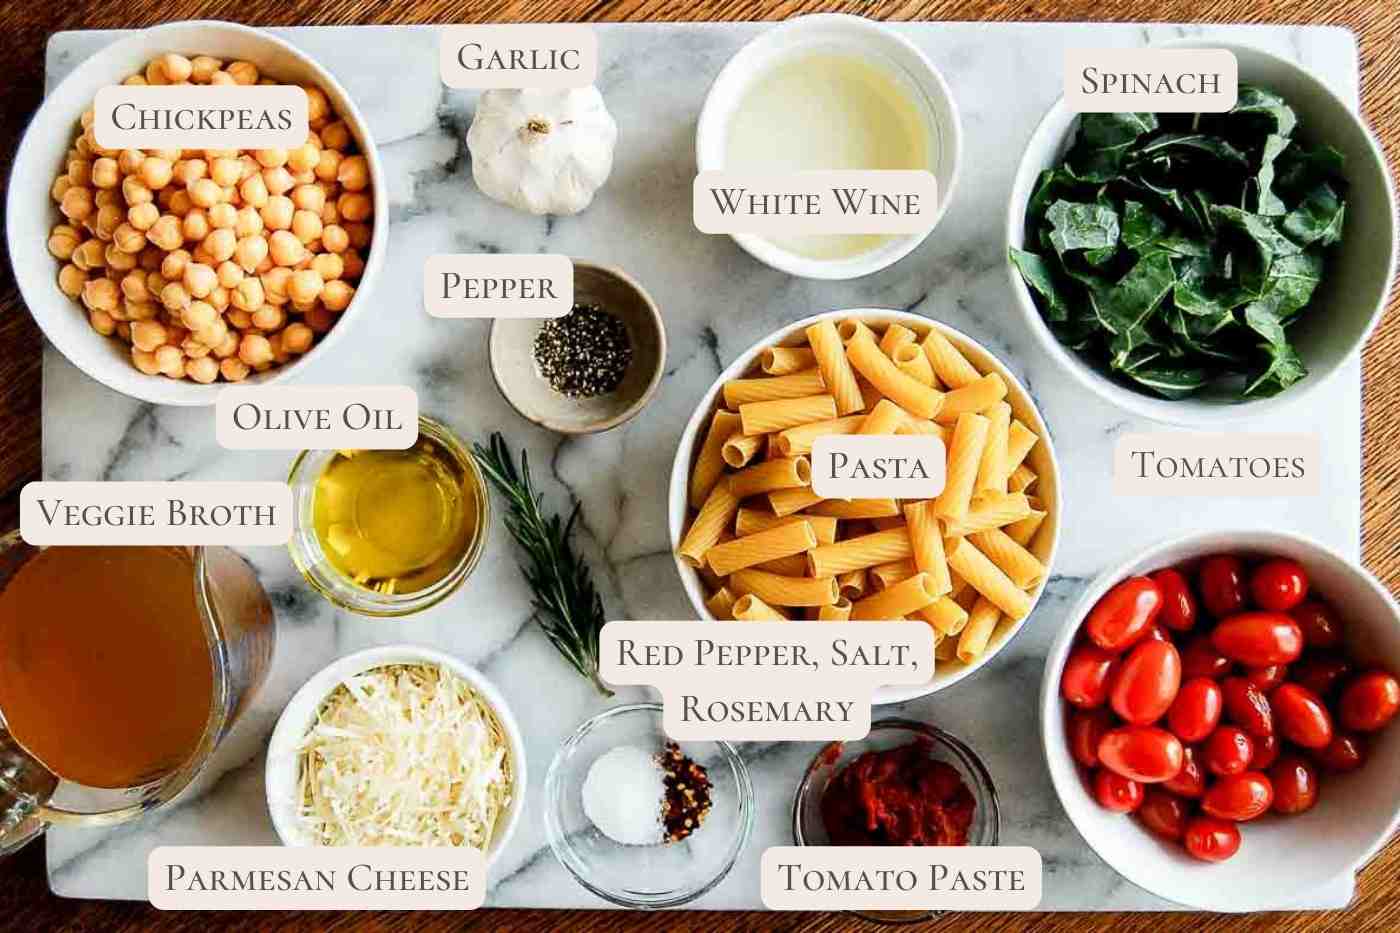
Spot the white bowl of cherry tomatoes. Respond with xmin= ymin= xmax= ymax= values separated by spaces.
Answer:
xmin=1040 ymin=529 xmax=1400 ymax=912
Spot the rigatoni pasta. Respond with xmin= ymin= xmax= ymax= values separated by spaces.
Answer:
xmin=676 ymin=315 xmax=1055 ymax=669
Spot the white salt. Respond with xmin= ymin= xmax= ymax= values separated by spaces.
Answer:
xmin=581 ymin=745 xmax=664 ymax=845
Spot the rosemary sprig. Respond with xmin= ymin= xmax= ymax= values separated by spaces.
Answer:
xmin=472 ymin=432 xmax=614 ymax=697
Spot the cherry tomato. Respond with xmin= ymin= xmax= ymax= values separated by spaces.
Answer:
xmin=1315 ymin=732 xmax=1366 ymax=773
xmin=1202 ymin=771 xmax=1274 ymax=821
xmin=1061 ymin=643 xmax=1119 ymax=709
xmin=1137 ymin=787 xmax=1189 ymax=841
xmin=1181 ymin=634 xmax=1232 ymax=679
xmin=1141 ymin=624 xmax=1172 ymax=646
xmin=1221 ymin=676 xmax=1274 ymax=737
xmin=1291 ymin=601 xmax=1342 ymax=649
xmin=1272 ymin=683 xmax=1335 ymax=749
xmin=1110 ymin=640 xmax=1182 ymax=725
xmin=1245 ymin=664 xmax=1288 ymax=692
xmin=1211 ymin=612 xmax=1305 ymax=666
xmin=1163 ymin=746 xmax=1207 ymax=798
xmin=1184 ymin=816 xmax=1242 ymax=863
xmin=1269 ymin=755 xmax=1319 ymax=815
xmin=1093 ymin=769 xmax=1144 ymax=813
xmin=1291 ymin=654 xmax=1352 ymax=699
xmin=1151 ymin=568 xmax=1198 ymax=632
xmin=1203 ymin=726 xmax=1254 ymax=777
xmin=1085 ymin=576 xmax=1164 ymax=653
xmin=1167 ymin=677 xmax=1223 ymax=743
xmin=1068 ymin=707 xmax=1115 ymax=769
xmin=1098 ymin=726 xmax=1185 ymax=784
xmin=1250 ymin=733 xmax=1281 ymax=771
xmin=1198 ymin=555 xmax=1246 ymax=619
xmin=1338 ymin=671 xmax=1400 ymax=732
xmin=1249 ymin=559 xmax=1309 ymax=612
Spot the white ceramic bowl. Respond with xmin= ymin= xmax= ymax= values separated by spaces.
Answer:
xmin=695 ymin=14 xmax=962 ymax=280
xmin=1006 ymin=39 xmax=1397 ymax=426
xmin=668 ymin=309 xmax=1061 ymax=703
xmin=7 ymin=20 xmax=388 ymax=406
xmin=1040 ymin=529 xmax=1400 ymax=912
xmin=265 ymin=645 xmax=526 ymax=862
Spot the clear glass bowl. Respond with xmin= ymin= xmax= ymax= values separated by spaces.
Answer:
xmin=285 ymin=415 xmax=489 ymax=618
xmin=792 ymin=718 xmax=1000 ymax=925
xmin=544 ymin=703 xmax=754 ymax=908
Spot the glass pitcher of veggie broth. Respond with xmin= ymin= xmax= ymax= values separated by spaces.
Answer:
xmin=0 ymin=532 xmax=274 ymax=855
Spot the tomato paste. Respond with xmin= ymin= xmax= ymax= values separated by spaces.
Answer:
xmin=820 ymin=741 xmax=975 ymax=845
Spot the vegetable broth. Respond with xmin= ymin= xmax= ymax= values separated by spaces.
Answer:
xmin=0 ymin=546 xmax=214 ymax=789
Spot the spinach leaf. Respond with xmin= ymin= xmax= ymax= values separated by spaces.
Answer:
xmin=1244 ymin=342 xmax=1308 ymax=397
xmin=1228 ymin=86 xmax=1298 ymax=138
xmin=1210 ymin=205 xmax=1303 ymax=264
xmin=1275 ymin=144 xmax=1346 ymax=196
xmin=1254 ymin=134 xmax=1292 ymax=216
xmin=1130 ymin=133 xmax=1250 ymax=167
xmin=1046 ymin=200 xmax=1121 ymax=256
xmin=1126 ymin=366 xmax=1210 ymax=399
xmin=1068 ymin=112 xmax=1160 ymax=180
xmin=1121 ymin=200 xmax=1168 ymax=250
xmin=1008 ymin=248 xmax=1070 ymax=322
xmin=1282 ymin=183 xmax=1346 ymax=247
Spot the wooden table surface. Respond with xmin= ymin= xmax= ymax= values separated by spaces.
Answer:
xmin=2 ymin=0 xmax=1398 ymax=930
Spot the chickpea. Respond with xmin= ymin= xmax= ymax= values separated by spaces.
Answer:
xmin=286 ymin=142 xmax=319 ymax=175
xmin=147 ymin=214 xmax=184 ymax=251
xmin=303 ymin=86 xmax=330 ymax=125
xmin=322 ymin=280 xmax=355 ymax=313
xmin=238 ymin=333 xmax=273 ymax=366
xmin=125 ymin=300 xmax=158 ymax=321
xmin=105 ymin=244 xmax=138 ymax=272
xmin=159 ymin=53 xmax=193 ymax=83
xmin=338 ymin=193 xmax=373 ymax=222
xmin=81 ymin=277 xmax=119 ymax=312
xmin=233 ymin=205 xmax=264 ymax=238
xmin=173 ymin=158 xmax=208 ymax=187
xmin=239 ymin=173 xmax=269 ymax=208
xmin=285 ymin=268 xmax=324 ymax=305
xmin=94 ymin=187 xmax=121 ymax=210
xmin=58 ymin=263 xmax=86 ymax=298
xmin=190 ymin=55 xmax=222 ymax=83
xmin=156 ymin=187 xmax=176 ymax=210
xmin=268 ymin=229 xmax=304 ymax=266
xmin=202 ymin=227 xmax=236 ymax=264
xmin=254 ymin=148 xmax=288 ymax=169
xmin=319 ymin=224 xmax=349 ymax=253
xmin=51 ymin=175 xmax=73 ymax=203
xmin=227 ymin=61 xmax=258 ymax=85
xmin=93 ymin=203 xmax=123 ymax=240
xmin=209 ymin=70 xmax=237 ymax=86
xmin=336 ymin=155 xmax=370 ymax=192
xmin=341 ymin=249 xmax=365 ymax=280
xmin=196 ymin=317 xmax=229 ymax=350
xmin=189 ymin=177 xmax=222 ymax=208
xmin=319 ymin=121 xmax=350 ymax=150
xmin=190 ymin=243 xmax=216 ymax=266
xmin=183 ymin=262 xmax=217 ymax=298
xmin=72 ymin=239 xmax=106 ymax=271
xmin=118 ymin=178 xmax=150 ymax=209
xmin=208 ymin=285 xmax=230 ymax=312
xmin=67 ymin=158 xmax=92 ymax=187
xmin=48 ymin=224 xmax=82 ymax=260
xmin=121 ymin=270 xmax=150 ymax=303
xmin=60 ymin=186 xmax=94 ymax=222
xmin=155 ymin=345 xmax=185 ymax=378
xmin=226 ymin=308 xmax=254 ymax=329
xmin=261 ymin=267 xmax=292 ymax=305
xmin=217 ymin=260 xmax=244 ymax=289
xmin=220 ymin=357 xmax=250 ymax=381
xmin=208 ymin=202 xmax=237 ymax=229
xmin=131 ymin=320 xmax=168 ymax=352
xmin=89 ymin=308 xmax=116 ymax=336
xmin=251 ymin=303 xmax=285 ymax=331
xmin=262 ymin=166 xmax=294 ymax=196
xmin=261 ymin=195 xmax=294 ymax=231
xmin=113 ymin=223 xmax=146 ymax=254
xmin=145 ymin=271 xmax=167 ymax=295
xmin=181 ymin=300 xmax=218 ymax=332
xmin=281 ymin=322 xmax=314 ymax=354
xmin=314 ymin=149 xmax=342 ymax=184
xmin=128 ymin=201 xmax=160 ymax=231
xmin=117 ymin=148 xmax=144 ymax=172
xmin=303 ymin=303 xmax=335 ymax=334
xmin=234 ymin=234 xmax=269 ymax=274
xmin=291 ymin=209 xmax=322 ymax=245
xmin=212 ymin=329 xmax=240 ymax=359
xmin=140 ymin=157 xmax=174 ymax=189
xmin=161 ymin=249 xmax=191 ymax=281
xmin=310 ymin=252 xmax=344 ymax=282
xmin=187 ymin=355 xmax=219 ymax=383
xmin=182 ymin=336 xmax=212 ymax=360
xmin=133 ymin=347 xmax=162 ymax=375
xmin=139 ymin=245 xmax=164 ymax=271
xmin=210 ymin=157 xmax=242 ymax=186
xmin=182 ymin=209 xmax=211 ymax=242
xmin=160 ymin=281 xmax=191 ymax=312
xmin=291 ymin=183 xmax=326 ymax=214
xmin=91 ymin=157 xmax=120 ymax=189
xmin=231 ymin=275 xmax=265 ymax=311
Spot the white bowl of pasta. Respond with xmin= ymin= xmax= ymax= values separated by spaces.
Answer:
xmin=667 ymin=309 xmax=1061 ymax=703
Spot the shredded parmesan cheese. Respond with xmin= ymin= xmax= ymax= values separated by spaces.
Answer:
xmin=295 ymin=663 xmax=512 ymax=849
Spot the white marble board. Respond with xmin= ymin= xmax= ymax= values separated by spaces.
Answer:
xmin=41 ymin=21 xmax=1365 ymax=910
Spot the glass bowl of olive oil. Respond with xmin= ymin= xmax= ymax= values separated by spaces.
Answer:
xmin=286 ymin=416 xmax=490 ymax=617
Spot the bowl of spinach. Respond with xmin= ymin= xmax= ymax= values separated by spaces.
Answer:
xmin=1006 ymin=41 xmax=1396 ymax=424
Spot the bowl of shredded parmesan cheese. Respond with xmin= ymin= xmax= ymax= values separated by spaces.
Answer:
xmin=265 ymin=645 xmax=524 ymax=859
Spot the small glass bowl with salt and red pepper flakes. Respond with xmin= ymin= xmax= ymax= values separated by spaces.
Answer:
xmin=792 ymin=719 xmax=1000 ymax=924
xmin=544 ymin=703 xmax=754 ymax=908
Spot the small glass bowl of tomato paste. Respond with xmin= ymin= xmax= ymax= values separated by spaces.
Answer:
xmin=791 ymin=719 xmax=1001 ymax=923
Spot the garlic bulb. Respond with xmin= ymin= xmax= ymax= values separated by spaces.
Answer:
xmin=466 ymin=87 xmax=618 ymax=216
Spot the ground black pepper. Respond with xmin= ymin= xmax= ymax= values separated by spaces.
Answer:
xmin=657 ymin=741 xmax=712 ymax=843
xmin=533 ymin=304 xmax=633 ymax=398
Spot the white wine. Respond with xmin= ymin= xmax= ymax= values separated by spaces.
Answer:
xmin=724 ymin=50 xmax=936 ymax=260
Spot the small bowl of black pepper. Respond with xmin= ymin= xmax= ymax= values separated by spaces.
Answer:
xmin=489 ymin=262 xmax=666 ymax=434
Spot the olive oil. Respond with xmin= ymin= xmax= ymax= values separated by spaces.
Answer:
xmin=311 ymin=435 xmax=478 ymax=595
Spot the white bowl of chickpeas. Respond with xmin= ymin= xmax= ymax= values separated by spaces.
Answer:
xmin=8 ymin=20 xmax=384 ymax=403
